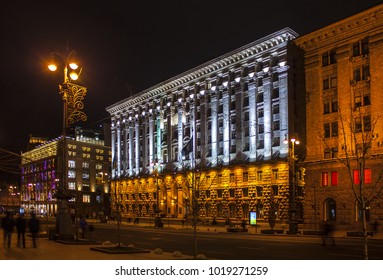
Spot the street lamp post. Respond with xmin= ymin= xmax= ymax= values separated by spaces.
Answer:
xmin=284 ymin=137 xmax=300 ymax=234
xmin=48 ymin=49 xmax=87 ymax=239
xmin=153 ymin=160 xmax=163 ymax=227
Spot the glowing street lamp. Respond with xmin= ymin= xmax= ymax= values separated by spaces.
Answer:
xmin=284 ymin=136 xmax=300 ymax=234
xmin=48 ymin=49 xmax=87 ymax=239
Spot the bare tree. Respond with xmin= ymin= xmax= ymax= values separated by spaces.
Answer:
xmin=320 ymin=107 xmax=383 ymax=259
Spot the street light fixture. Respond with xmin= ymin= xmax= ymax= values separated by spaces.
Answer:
xmin=284 ymin=136 xmax=300 ymax=234
xmin=48 ymin=49 xmax=87 ymax=239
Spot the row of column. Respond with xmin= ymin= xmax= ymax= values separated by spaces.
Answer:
xmin=111 ymin=66 xmax=290 ymax=179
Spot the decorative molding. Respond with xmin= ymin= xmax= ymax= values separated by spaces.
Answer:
xmin=106 ymin=28 xmax=297 ymax=115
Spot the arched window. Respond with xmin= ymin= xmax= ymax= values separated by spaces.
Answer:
xmin=324 ymin=198 xmax=336 ymax=221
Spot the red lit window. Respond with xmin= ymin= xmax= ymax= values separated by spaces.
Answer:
xmin=331 ymin=171 xmax=338 ymax=186
xmin=364 ymin=169 xmax=372 ymax=184
xmin=322 ymin=172 xmax=329 ymax=186
xmin=354 ymin=170 xmax=360 ymax=184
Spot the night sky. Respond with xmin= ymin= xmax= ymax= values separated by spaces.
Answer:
xmin=1 ymin=0 xmax=382 ymax=154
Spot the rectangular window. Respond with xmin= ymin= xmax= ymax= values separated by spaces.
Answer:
xmin=82 ymin=194 xmax=91 ymax=203
xmin=257 ymin=139 xmax=264 ymax=149
xmin=230 ymin=173 xmax=235 ymax=183
xmin=322 ymin=172 xmax=329 ymax=186
xmin=331 ymin=98 xmax=338 ymax=112
xmin=272 ymin=105 xmax=279 ymax=115
xmin=257 ymin=93 xmax=264 ymax=103
xmin=323 ymin=74 xmax=337 ymax=90
xmin=355 ymin=118 xmax=362 ymax=133
xmin=257 ymin=171 xmax=263 ymax=181
xmin=243 ymin=172 xmax=248 ymax=182
xmin=68 ymin=182 xmax=76 ymax=190
xmin=331 ymin=171 xmax=338 ymax=186
xmin=217 ymin=189 xmax=223 ymax=198
xmin=331 ymin=122 xmax=338 ymax=137
xmin=272 ymin=137 xmax=280 ymax=147
xmin=272 ymin=185 xmax=279 ymax=196
xmin=258 ymin=109 xmax=264 ymax=118
xmin=256 ymin=186 xmax=263 ymax=197
xmin=353 ymin=39 xmax=369 ymax=56
xmin=364 ymin=116 xmax=371 ymax=132
xmin=353 ymin=65 xmax=370 ymax=82
xmin=324 ymin=123 xmax=330 ymax=138
xmin=354 ymin=170 xmax=360 ymax=184
xmin=68 ymin=160 xmax=76 ymax=168
xmin=272 ymin=169 xmax=279 ymax=180
xmin=68 ymin=170 xmax=76 ymax=179
xmin=323 ymin=101 xmax=330 ymax=114
xmin=322 ymin=49 xmax=337 ymax=66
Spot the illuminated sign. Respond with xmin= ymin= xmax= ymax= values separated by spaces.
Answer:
xmin=249 ymin=211 xmax=257 ymax=226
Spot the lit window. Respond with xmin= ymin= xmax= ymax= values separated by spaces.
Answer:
xmin=331 ymin=172 xmax=338 ymax=186
xmin=68 ymin=170 xmax=76 ymax=178
xmin=68 ymin=182 xmax=76 ymax=190
xmin=83 ymin=195 xmax=90 ymax=203
xmin=322 ymin=172 xmax=329 ymax=186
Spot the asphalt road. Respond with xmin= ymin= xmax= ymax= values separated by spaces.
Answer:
xmin=91 ymin=224 xmax=383 ymax=260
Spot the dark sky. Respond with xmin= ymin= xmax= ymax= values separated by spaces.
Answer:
xmin=1 ymin=0 xmax=382 ymax=153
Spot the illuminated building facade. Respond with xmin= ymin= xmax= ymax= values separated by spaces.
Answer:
xmin=296 ymin=4 xmax=383 ymax=231
xmin=20 ymin=127 xmax=111 ymax=218
xmin=106 ymin=28 xmax=306 ymax=224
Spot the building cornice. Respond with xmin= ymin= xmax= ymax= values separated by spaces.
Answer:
xmin=295 ymin=4 xmax=383 ymax=51
xmin=106 ymin=27 xmax=298 ymax=115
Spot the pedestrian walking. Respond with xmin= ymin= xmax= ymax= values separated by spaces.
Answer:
xmin=1 ymin=212 xmax=16 ymax=248
xmin=372 ymin=220 xmax=379 ymax=236
xmin=16 ymin=213 xmax=26 ymax=248
xmin=321 ymin=221 xmax=335 ymax=247
xmin=29 ymin=213 xmax=40 ymax=248
xmin=79 ymin=217 xmax=87 ymax=239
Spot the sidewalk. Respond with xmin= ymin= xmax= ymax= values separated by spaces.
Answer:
xmin=0 ymin=234 xmax=193 ymax=260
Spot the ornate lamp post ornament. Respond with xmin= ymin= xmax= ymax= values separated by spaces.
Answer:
xmin=48 ymin=49 xmax=87 ymax=239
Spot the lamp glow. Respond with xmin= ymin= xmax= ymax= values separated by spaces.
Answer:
xmin=69 ymin=72 xmax=79 ymax=80
xmin=48 ymin=64 xmax=57 ymax=71
xmin=69 ymin=62 xmax=79 ymax=70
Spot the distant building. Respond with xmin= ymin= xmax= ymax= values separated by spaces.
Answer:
xmin=20 ymin=127 xmax=111 ymax=219
xmin=106 ymin=28 xmax=306 ymax=225
xmin=27 ymin=135 xmax=48 ymax=151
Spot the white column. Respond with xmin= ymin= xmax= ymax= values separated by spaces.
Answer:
xmin=149 ymin=112 xmax=155 ymax=165
xmin=211 ymin=94 xmax=218 ymax=166
xmin=222 ymin=89 xmax=230 ymax=164
xmin=128 ymin=120 xmax=134 ymax=176
xmin=178 ymin=103 xmax=184 ymax=163
xmin=116 ymin=120 xmax=121 ymax=178
xmin=189 ymin=97 xmax=196 ymax=168
xmin=123 ymin=119 xmax=128 ymax=176
xmin=248 ymin=81 xmax=257 ymax=161
xmin=135 ymin=117 xmax=140 ymax=175
xmin=278 ymin=65 xmax=290 ymax=156
xmin=263 ymin=74 xmax=272 ymax=160
xmin=156 ymin=111 xmax=162 ymax=163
